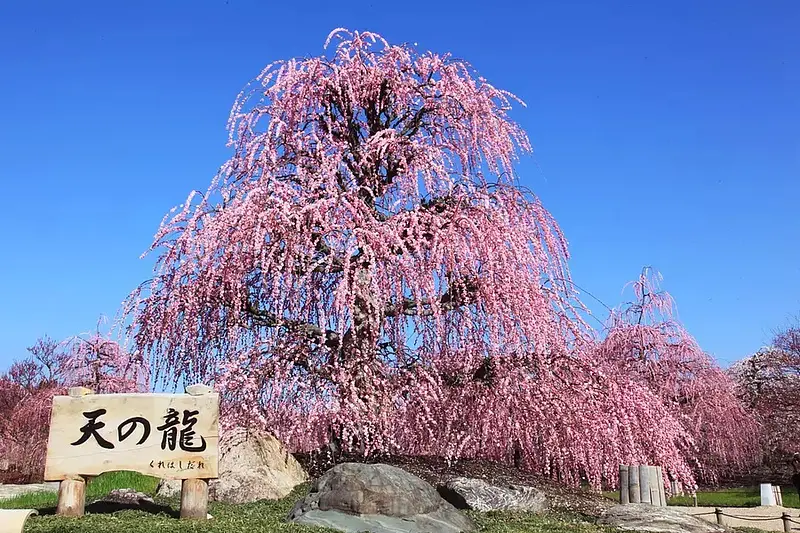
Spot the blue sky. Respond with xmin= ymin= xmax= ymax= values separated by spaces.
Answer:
xmin=0 ymin=0 xmax=797 ymax=369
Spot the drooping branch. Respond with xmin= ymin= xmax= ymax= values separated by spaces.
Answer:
xmin=244 ymin=300 xmax=341 ymax=350
xmin=384 ymin=275 xmax=480 ymax=318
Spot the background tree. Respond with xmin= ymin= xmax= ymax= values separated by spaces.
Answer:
xmin=124 ymin=29 xmax=737 ymax=489
xmin=730 ymin=322 xmax=800 ymax=465
xmin=0 ymin=337 xmax=64 ymax=482
xmin=594 ymin=268 xmax=759 ymax=484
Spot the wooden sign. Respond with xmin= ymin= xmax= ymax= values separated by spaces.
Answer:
xmin=44 ymin=385 xmax=218 ymax=519
xmin=45 ymin=390 xmax=219 ymax=480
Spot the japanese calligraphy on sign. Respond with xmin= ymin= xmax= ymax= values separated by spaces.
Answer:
xmin=44 ymin=392 xmax=219 ymax=480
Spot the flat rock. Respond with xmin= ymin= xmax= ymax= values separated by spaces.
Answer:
xmin=599 ymin=504 xmax=729 ymax=533
xmin=156 ymin=478 xmax=180 ymax=498
xmin=96 ymin=488 xmax=155 ymax=505
xmin=157 ymin=428 xmax=307 ymax=504
xmin=437 ymin=477 xmax=547 ymax=513
xmin=288 ymin=463 xmax=475 ymax=533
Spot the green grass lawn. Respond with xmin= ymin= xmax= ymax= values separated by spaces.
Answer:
xmin=670 ymin=486 xmax=800 ymax=508
xmin=1 ymin=472 xmax=618 ymax=533
xmin=0 ymin=471 xmax=158 ymax=510
xmin=602 ymin=486 xmax=800 ymax=508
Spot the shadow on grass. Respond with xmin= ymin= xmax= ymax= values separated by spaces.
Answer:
xmin=36 ymin=499 xmax=180 ymax=518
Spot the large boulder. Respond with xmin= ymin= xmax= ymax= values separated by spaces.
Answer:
xmin=156 ymin=428 xmax=307 ymax=504
xmin=599 ymin=504 xmax=728 ymax=533
xmin=288 ymin=463 xmax=476 ymax=533
xmin=437 ymin=477 xmax=547 ymax=513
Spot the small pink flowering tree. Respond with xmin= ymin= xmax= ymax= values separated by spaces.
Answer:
xmin=124 ymin=29 xmax=723 ymax=488
xmin=62 ymin=318 xmax=150 ymax=393
xmin=595 ymin=268 xmax=758 ymax=483
xmin=0 ymin=324 xmax=148 ymax=482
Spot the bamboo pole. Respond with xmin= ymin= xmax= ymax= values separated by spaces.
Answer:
xmin=774 ymin=485 xmax=783 ymax=507
xmin=619 ymin=465 xmax=630 ymax=504
xmin=629 ymin=465 xmax=641 ymax=503
xmin=656 ymin=466 xmax=667 ymax=506
xmin=639 ymin=465 xmax=651 ymax=504
xmin=648 ymin=466 xmax=659 ymax=506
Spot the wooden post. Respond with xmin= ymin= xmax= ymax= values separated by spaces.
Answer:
xmin=715 ymin=508 xmax=724 ymax=525
xmin=639 ymin=465 xmax=651 ymax=504
xmin=782 ymin=512 xmax=791 ymax=533
xmin=55 ymin=387 xmax=93 ymax=518
xmin=619 ymin=465 xmax=630 ymax=504
xmin=185 ymin=383 xmax=214 ymax=396
xmin=180 ymin=478 xmax=209 ymax=519
xmin=693 ymin=492 xmax=698 ymax=507
xmin=670 ymin=480 xmax=678 ymax=497
xmin=67 ymin=386 xmax=93 ymax=398
xmin=629 ymin=465 xmax=641 ymax=503
xmin=56 ymin=476 xmax=86 ymax=517
xmin=180 ymin=383 xmax=214 ymax=520
xmin=774 ymin=485 xmax=783 ymax=507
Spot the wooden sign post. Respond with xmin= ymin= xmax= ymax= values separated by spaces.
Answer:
xmin=44 ymin=384 xmax=219 ymax=519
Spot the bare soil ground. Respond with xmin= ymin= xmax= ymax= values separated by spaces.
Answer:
xmin=677 ymin=505 xmax=800 ymax=532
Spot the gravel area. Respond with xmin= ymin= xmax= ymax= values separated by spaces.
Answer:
xmin=0 ymin=482 xmax=59 ymax=501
